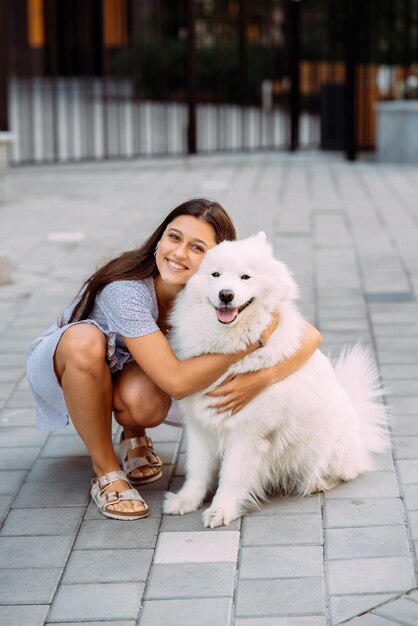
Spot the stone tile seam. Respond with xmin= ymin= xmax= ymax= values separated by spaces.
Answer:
xmin=143 ymin=592 xmax=235 ymax=601
xmin=237 ymin=575 xmax=325 ymax=581
xmin=241 ymin=542 xmax=323 ymax=547
xmin=325 ymin=521 xmax=409 ymax=530
xmin=336 ymin=587 xmax=418 ymax=625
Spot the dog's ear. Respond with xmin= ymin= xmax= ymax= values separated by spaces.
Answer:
xmin=254 ymin=231 xmax=267 ymax=243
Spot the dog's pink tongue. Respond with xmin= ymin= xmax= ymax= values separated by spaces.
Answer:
xmin=216 ymin=307 xmax=238 ymax=323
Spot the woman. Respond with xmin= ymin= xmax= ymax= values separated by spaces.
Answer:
xmin=27 ymin=198 xmax=321 ymax=521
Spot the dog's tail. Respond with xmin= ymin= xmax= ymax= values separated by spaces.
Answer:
xmin=333 ymin=343 xmax=391 ymax=453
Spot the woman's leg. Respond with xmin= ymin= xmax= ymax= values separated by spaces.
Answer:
xmin=54 ymin=323 xmax=145 ymax=515
xmin=113 ymin=361 xmax=172 ymax=480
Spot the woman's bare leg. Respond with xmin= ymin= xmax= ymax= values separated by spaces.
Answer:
xmin=113 ymin=361 xmax=171 ymax=480
xmin=54 ymin=323 xmax=145 ymax=515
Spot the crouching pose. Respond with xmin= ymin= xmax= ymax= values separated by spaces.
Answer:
xmin=28 ymin=200 xmax=321 ymax=520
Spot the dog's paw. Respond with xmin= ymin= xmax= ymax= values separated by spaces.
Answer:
xmin=163 ymin=492 xmax=200 ymax=516
xmin=202 ymin=505 xmax=237 ymax=528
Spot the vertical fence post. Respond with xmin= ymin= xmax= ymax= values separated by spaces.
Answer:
xmin=345 ymin=0 xmax=357 ymax=161
xmin=0 ymin=0 xmax=9 ymax=132
xmin=239 ymin=0 xmax=248 ymax=149
xmin=187 ymin=0 xmax=197 ymax=154
xmin=288 ymin=0 xmax=300 ymax=151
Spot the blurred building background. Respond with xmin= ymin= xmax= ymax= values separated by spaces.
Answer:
xmin=1 ymin=0 xmax=418 ymax=164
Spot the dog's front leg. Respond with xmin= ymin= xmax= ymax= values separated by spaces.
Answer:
xmin=202 ymin=435 xmax=269 ymax=528
xmin=163 ymin=422 xmax=217 ymax=516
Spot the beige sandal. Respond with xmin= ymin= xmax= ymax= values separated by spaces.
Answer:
xmin=119 ymin=433 xmax=163 ymax=485
xmin=91 ymin=469 xmax=149 ymax=520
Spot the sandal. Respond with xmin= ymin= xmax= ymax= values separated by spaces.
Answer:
xmin=91 ymin=469 xmax=149 ymax=521
xmin=118 ymin=432 xmax=163 ymax=485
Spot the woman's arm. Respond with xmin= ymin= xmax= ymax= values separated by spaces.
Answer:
xmin=206 ymin=323 xmax=322 ymax=415
xmin=123 ymin=315 xmax=278 ymax=400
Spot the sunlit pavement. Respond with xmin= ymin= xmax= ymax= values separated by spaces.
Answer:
xmin=0 ymin=151 xmax=417 ymax=625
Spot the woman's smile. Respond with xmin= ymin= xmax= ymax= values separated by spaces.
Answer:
xmin=165 ymin=257 xmax=189 ymax=272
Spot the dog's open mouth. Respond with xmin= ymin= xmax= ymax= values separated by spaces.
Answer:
xmin=215 ymin=298 xmax=254 ymax=324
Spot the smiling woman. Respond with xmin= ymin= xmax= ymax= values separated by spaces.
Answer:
xmin=27 ymin=197 xmax=322 ymax=522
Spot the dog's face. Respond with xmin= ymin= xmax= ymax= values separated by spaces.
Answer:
xmin=188 ymin=232 xmax=298 ymax=327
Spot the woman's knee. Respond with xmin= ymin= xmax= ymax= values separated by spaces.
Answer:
xmin=55 ymin=324 xmax=107 ymax=378
xmin=115 ymin=369 xmax=171 ymax=427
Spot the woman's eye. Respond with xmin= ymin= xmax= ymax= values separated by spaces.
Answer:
xmin=211 ymin=272 xmax=220 ymax=278
xmin=241 ymin=274 xmax=251 ymax=280
xmin=169 ymin=234 xmax=179 ymax=240
xmin=192 ymin=245 xmax=204 ymax=253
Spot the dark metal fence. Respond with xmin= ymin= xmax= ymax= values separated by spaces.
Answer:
xmin=2 ymin=0 xmax=418 ymax=164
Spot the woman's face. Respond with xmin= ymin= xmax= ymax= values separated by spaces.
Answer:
xmin=156 ymin=215 xmax=217 ymax=288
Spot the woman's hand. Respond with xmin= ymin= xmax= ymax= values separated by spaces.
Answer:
xmin=206 ymin=370 xmax=269 ymax=416
xmin=207 ymin=322 xmax=322 ymax=416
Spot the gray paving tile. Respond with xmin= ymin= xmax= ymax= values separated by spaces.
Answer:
xmin=326 ymin=525 xmax=410 ymax=559
xmin=161 ymin=508 xmax=240 ymax=531
xmin=392 ymin=416 xmax=418 ymax=436
xmin=0 ymin=446 xmax=40 ymax=469
xmin=0 ymin=470 xmax=27 ymax=495
xmin=398 ymin=459 xmax=418 ymax=484
xmin=250 ymin=494 xmax=322 ymax=516
xmin=329 ymin=472 xmax=399 ymax=499
xmin=0 ymin=507 xmax=85 ymax=536
xmin=62 ymin=548 xmax=153 ymax=583
xmin=345 ymin=613 xmax=405 ymax=625
xmin=0 ymin=408 xmax=38 ymax=427
xmin=328 ymin=556 xmax=415 ymax=595
xmin=0 ymin=426 xmax=48 ymax=447
xmin=74 ymin=518 xmax=160 ymax=549
xmin=404 ymin=485 xmax=418 ymax=510
xmin=48 ymin=582 xmax=144 ymax=621
xmin=144 ymin=562 xmax=236 ymax=599
xmin=0 ymin=567 xmax=62 ymax=604
xmin=26 ymin=456 xmax=93 ymax=482
xmin=375 ymin=596 xmax=418 ymax=623
xmin=0 ymin=535 xmax=73 ymax=568
xmin=154 ymin=530 xmax=240 ymax=563
xmin=325 ymin=497 xmax=405 ymax=527
xmin=241 ymin=513 xmax=322 ymax=546
xmin=150 ymin=423 xmax=183 ymax=443
xmin=389 ymin=396 xmax=418 ymax=416
xmin=329 ymin=593 xmax=397 ymax=624
xmin=239 ymin=545 xmax=323 ymax=579
xmin=40 ymin=434 xmax=89 ymax=457
xmin=236 ymin=577 xmax=324 ymax=617
xmin=0 ymin=604 xmax=49 ymax=626
xmin=13 ymin=479 xmax=90 ymax=508
xmin=0 ymin=494 xmax=14 ymax=523
xmin=138 ymin=598 xmax=232 ymax=626
xmin=394 ymin=435 xmax=418 ymax=459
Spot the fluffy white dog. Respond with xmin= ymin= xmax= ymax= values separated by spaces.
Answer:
xmin=163 ymin=233 xmax=390 ymax=528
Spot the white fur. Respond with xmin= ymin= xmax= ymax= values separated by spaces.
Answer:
xmin=163 ymin=233 xmax=391 ymax=528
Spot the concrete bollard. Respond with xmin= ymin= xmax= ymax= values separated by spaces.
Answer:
xmin=0 ymin=131 xmax=14 ymax=204
xmin=0 ymin=253 xmax=11 ymax=285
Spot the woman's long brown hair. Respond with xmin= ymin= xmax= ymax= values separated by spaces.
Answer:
xmin=66 ymin=198 xmax=237 ymax=324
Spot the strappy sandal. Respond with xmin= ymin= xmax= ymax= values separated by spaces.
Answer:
xmin=118 ymin=433 xmax=163 ymax=485
xmin=91 ymin=469 xmax=149 ymax=521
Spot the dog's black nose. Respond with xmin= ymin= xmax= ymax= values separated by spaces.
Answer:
xmin=219 ymin=289 xmax=234 ymax=304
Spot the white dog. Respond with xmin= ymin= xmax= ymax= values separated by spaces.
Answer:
xmin=163 ymin=233 xmax=390 ymax=528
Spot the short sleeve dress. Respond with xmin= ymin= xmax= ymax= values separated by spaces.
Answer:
xmin=27 ymin=277 xmax=183 ymax=430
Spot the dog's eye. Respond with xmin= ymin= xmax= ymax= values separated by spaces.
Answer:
xmin=241 ymin=274 xmax=251 ymax=280
xmin=211 ymin=272 xmax=220 ymax=278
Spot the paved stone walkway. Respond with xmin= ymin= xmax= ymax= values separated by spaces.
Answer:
xmin=0 ymin=152 xmax=417 ymax=625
